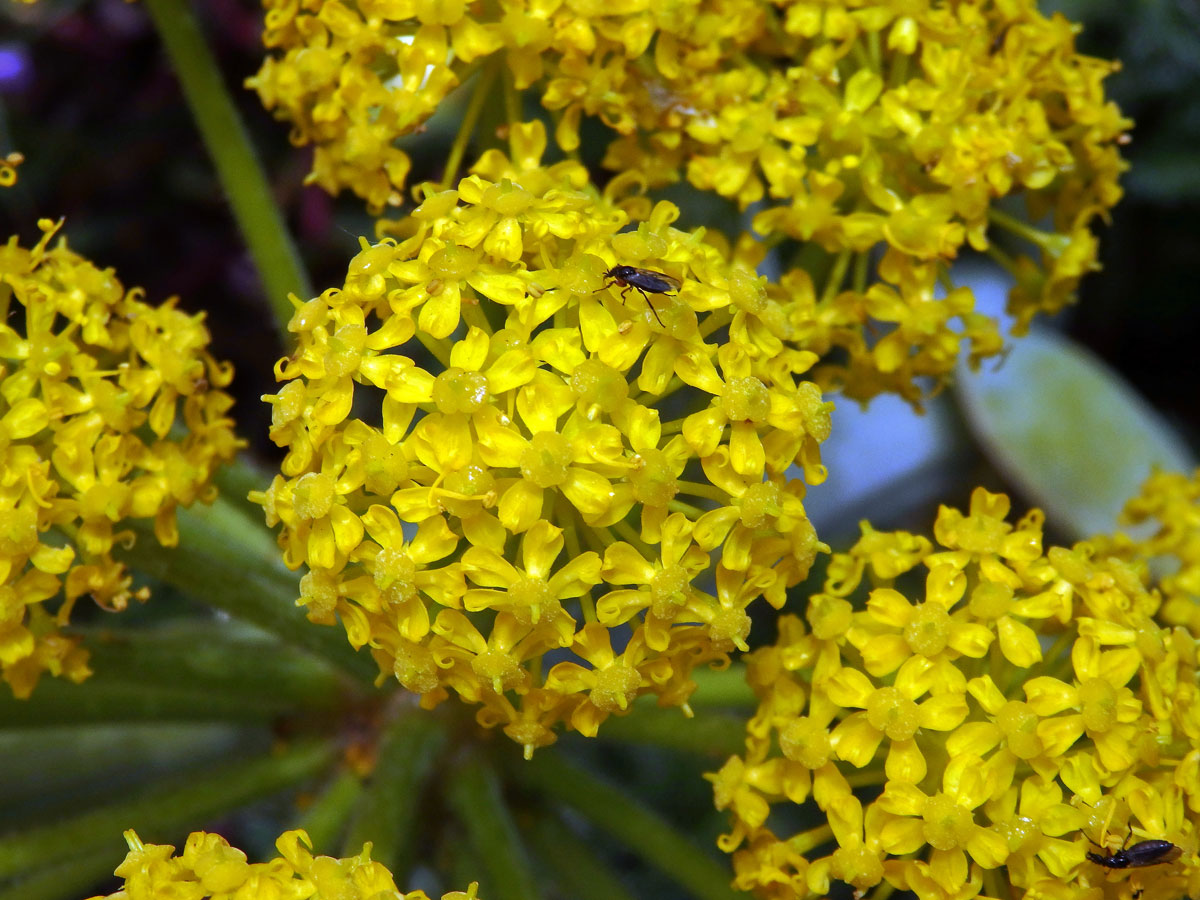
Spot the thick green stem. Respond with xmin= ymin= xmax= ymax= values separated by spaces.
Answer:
xmin=81 ymin=623 xmax=348 ymax=708
xmin=213 ymin=453 xmax=280 ymax=520
xmin=296 ymin=770 xmax=364 ymax=855
xmin=593 ymin=704 xmax=748 ymax=757
xmin=511 ymin=753 xmax=744 ymax=900
xmin=440 ymin=60 xmax=499 ymax=190
xmin=142 ymin=0 xmax=312 ymax=339
xmin=0 ymin=723 xmax=248 ymax=811
xmin=342 ymin=712 xmax=449 ymax=880
xmin=688 ymin=663 xmax=757 ymax=708
xmin=525 ymin=813 xmax=638 ymax=900
xmin=446 ymin=754 xmax=539 ymax=900
xmin=0 ymin=739 xmax=336 ymax=881
xmin=117 ymin=497 xmax=378 ymax=685
xmin=0 ymin=619 xmax=357 ymax=725
xmin=0 ymin=843 xmax=124 ymax=900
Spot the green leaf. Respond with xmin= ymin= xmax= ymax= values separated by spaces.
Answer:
xmin=955 ymin=328 xmax=1195 ymax=540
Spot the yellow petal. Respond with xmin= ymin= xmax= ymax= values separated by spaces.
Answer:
xmin=1023 ymin=677 xmax=1076 ymax=715
xmin=866 ymin=588 xmax=913 ymax=627
xmin=450 ymin=326 xmax=489 ymax=370
xmin=996 ymin=615 xmax=1042 ymax=666
xmin=830 ymin=713 xmax=882 ymax=768
xmin=918 ymin=693 xmax=968 ymax=730
xmin=418 ymin=282 xmax=461 ymax=338
xmin=562 ymin=468 xmax=613 ymax=519
xmin=824 ymin=668 xmax=876 ymax=708
xmin=885 ymin=738 xmax=926 ymax=784
xmin=860 ymin=634 xmax=909 ymax=677
xmin=946 ymin=722 xmax=1001 ymax=758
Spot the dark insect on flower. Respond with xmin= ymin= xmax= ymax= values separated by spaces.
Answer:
xmin=1086 ymin=837 xmax=1183 ymax=870
xmin=596 ymin=265 xmax=681 ymax=326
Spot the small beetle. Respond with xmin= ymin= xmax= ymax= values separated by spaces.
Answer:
xmin=596 ymin=266 xmax=681 ymax=326
xmin=1087 ymin=837 xmax=1182 ymax=870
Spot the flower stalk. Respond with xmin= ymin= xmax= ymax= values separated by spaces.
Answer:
xmin=142 ymin=0 xmax=312 ymax=337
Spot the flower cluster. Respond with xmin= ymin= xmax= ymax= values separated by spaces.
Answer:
xmin=1090 ymin=467 xmax=1200 ymax=634
xmin=253 ymin=121 xmax=831 ymax=754
xmin=0 ymin=219 xmax=240 ymax=698
xmin=249 ymin=0 xmax=1126 ymax=404
xmin=710 ymin=487 xmax=1200 ymax=900
xmin=87 ymin=828 xmax=473 ymax=900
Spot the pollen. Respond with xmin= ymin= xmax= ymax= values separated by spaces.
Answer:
xmin=520 ymin=432 xmax=573 ymax=488
xmin=591 ymin=663 xmax=640 ymax=712
xmin=648 ymin=565 xmax=690 ymax=618
xmin=432 ymin=367 xmax=491 ymax=414
xmin=903 ymin=602 xmax=951 ymax=657
xmin=779 ymin=717 xmax=831 ymax=769
xmin=629 ymin=449 xmax=679 ymax=507
xmin=570 ymin=358 xmax=628 ymax=414
xmin=866 ymin=686 xmax=920 ymax=742
xmin=922 ymin=793 xmax=975 ymax=851
xmin=722 ymin=376 xmax=771 ymax=423
xmin=292 ymin=472 xmax=336 ymax=520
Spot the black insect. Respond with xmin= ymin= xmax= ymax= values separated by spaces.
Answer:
xmin=1087 ymin=837 xmax=1182 ymax=870
xmin=596 ymin=266 xmax=681 ymax=326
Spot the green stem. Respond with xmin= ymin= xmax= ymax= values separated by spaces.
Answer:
xmin=82 ymin=624 xmax=348 ymax=709
xmin=446 ymin=753 xmax=538 ymax=900
xmin=820 ymin=249 xmax=853 ymax=306
xmin=988 ymin=206 xmax=1070 ymax=255
xmin=142 ymin=0 xmax=312 ymax=340
xmin=557 ymin=498 xmax=596 ymax=623
xmin=667 ymin=499 xmax=707 ymax=519
xmin=0 ymin=843 xmax=124 ymax=900
xmin=852 ymin=249 xmax=870 ymax=294
xmin=0 ymin=678 xmax=297 ymax=725
xmin=611 ymin=518 xmax=651 ymax=555
xmin=985 ymin=243 xmax=1019 ymax=278
xmin=525 ymin=812 xmax=638 ymax=900
xmin=786 ymin=823 xmax=833 ymax=854
xmin=0 ymin=723 xmax=245 ymax=810
xmin=440 ymin=61 xmax=498 ymax=190
xmin=511 ymin=753 xmax=744 ymax=900
xmin=688 ymin=663 xmax=757 ymax=707
xmin=213 ymin=452 xmax=280 ymax=519
xmin=0 ymin=621 xmax=355 ymax=722
xmin=677 ymin=480 xmax=732 ymax=504
xmin=295 ymin=769 xmax=364 ymax=855
xmin=342 ymin=713 xmax=449 ymax=881
xmin=117 ymin=496 xmax=378 ymax=685
xmin=593 ymin=704 xmax=748 ymax=757
xmin=0 ymin=739 xmax=336 ymax=880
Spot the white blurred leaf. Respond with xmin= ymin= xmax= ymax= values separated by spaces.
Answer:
xmin=956 ymin=328 xmax=1194 ymax=540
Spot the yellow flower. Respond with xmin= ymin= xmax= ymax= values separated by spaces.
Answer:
xmin=713 ymin=487 xmax=1200 ymax=900
xmin=87 ymin=827 xmax=482 ymax=900
xmin=250 ymin=0 xmax=1127 ymax=402
xmin=0 ymin=151 xmax=23 ymax=187
xmin=254 ymin=121 xmax=831 ymax=753
xmin=0 ymin=220 xmax=240 ymax=698
xmin=1092 ymin=468 xmax=1200 ymax=633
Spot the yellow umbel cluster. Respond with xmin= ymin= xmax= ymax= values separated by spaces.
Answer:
xmin=711 ymin=487 xmax=1200 ymax=900
xmin=0 ymin=219 xmax=240 ymax=698
xmin=253 ymin=121 xmax=832 ymax=754
xmin=249 ymin=0 xmax=1127 ymax=403
xmin=86 ymin=828 xmax=476 ymax=900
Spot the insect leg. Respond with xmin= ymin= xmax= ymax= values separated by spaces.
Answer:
xmin=640 ymin=290 xmax=664 ymax=326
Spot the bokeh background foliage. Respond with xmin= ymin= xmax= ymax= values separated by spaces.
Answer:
xmin=0 ymin=1 xmax=1197 ymax=900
